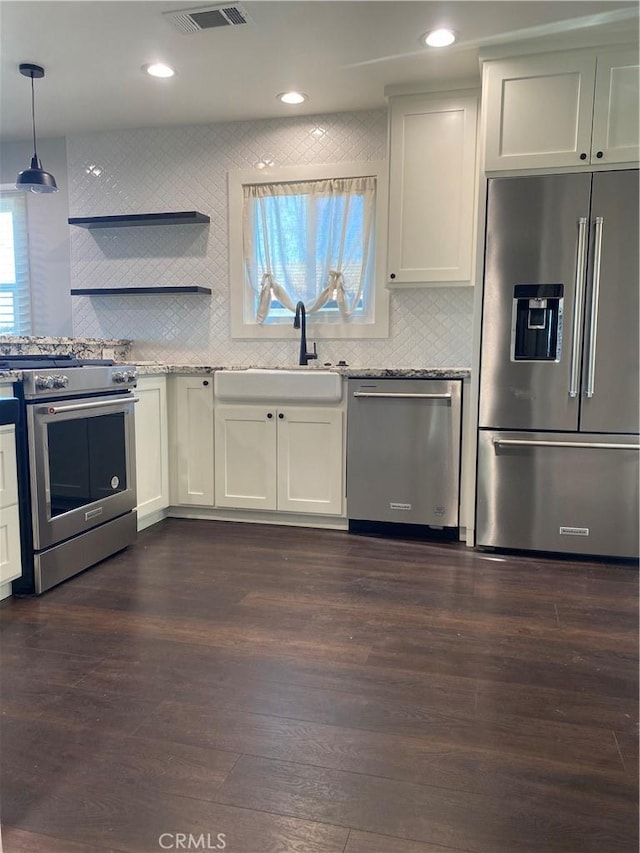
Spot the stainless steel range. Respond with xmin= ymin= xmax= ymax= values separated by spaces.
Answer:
xmin=5 ymin=355 xmax=139 ymax=594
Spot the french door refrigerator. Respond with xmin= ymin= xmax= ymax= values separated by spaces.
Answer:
xmin=476 ymin=170 xmax=639 ymax=558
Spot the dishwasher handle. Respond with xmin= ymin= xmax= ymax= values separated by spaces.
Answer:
xmin=352 ymin=392 xmax=452 ymax=400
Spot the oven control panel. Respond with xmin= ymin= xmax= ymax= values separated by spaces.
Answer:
xmin=22 ymin=365 xmax=138 ymax=399
xmin=36 ymin=374 xmax=69 ymax=390
xmin=112 ymin=370 xmax=138 ymax=384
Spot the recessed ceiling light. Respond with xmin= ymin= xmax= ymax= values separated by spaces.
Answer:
xmin=424 ymin=28 xmax=456 ymax=48
xmin=277 ymin=91 xmax=308 ymax=105
xmin=144 ymin=63 xmax=176 ymax=78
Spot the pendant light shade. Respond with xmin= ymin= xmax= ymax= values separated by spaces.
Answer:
xmin=16 ymin=63 xmax=58 ymax=194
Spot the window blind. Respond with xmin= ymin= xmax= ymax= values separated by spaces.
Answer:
xmin=0 ymin=191 xmax=31 ymax=335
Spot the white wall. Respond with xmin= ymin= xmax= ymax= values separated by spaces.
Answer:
xmin=0 ymin=137 xmax=72 ymax=336
xmin=67 ymin=111 xmax=474 ymax=368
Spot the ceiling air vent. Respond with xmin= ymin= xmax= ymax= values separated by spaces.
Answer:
xmin=163 ymin=4 xmax=251 ymax=34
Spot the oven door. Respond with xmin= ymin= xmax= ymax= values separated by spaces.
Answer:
xmin=26 ymin=393 xmax=137 ymax=551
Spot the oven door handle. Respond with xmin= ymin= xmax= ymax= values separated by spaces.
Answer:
xmin=42 ymin=395 xmax=139 ymax=415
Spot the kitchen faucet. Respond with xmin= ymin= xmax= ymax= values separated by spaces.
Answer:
xmin=293 ymin=301 xmax=318 ymax=366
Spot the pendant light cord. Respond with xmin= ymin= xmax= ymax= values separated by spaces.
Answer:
xmin=30 ymin=73 xmax=38 ymax=160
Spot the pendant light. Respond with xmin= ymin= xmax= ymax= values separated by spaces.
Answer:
xmin=16 ymin=63 xmax=58 ymax=194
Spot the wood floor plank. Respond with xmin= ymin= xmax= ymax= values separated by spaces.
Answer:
xmin=3 ymin=775 xmax=349 ymax=853
xmin=614 ymin=730 xmax=639 ymax=776
xmin=215 ymin=754 xmax=635 ymax=853
xmin=10 ymin=600 xmax=373 ymax=665
xmin=1 ymin=713 xmax=238 ymax=803
xmin=345 ymin=831 xmax=469 ymax=853
xmin=366 ymin=636 xmax=637 ymax=697
xmin=0 ymin=643 xmax=104 ymax=685
xmin=129 ymin=675 xmax=624 ymax=773
xmin=474 ymin=677 xmax=638 ymax=733
xmin=75 ymin=644 xmax=478 ymax=712
xmin=1 ymin=827 xmax=126 ymax=853
xmin=134 ymin=698 xmax=636 ymax=809
xmin=80 ymin=661 xmax=478 ymax=736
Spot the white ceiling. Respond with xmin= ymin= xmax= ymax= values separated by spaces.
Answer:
xmin=1 ymin=1 xmax=638 ymax=143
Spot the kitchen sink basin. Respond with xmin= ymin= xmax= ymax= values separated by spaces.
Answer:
xmin=214 ymin=369 xmax=342 ymax=403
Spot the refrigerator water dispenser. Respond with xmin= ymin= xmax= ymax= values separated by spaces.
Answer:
xmin=511 ymin=284 xmax=563 ymax=361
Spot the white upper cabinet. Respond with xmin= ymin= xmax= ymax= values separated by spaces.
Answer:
xmin=483 ymin=47 xmax=639 ymax=172
xmin=591 ymin=49 xmax=640 ymax=165
xmin=387 ymin=91 xmax=478 ymax=286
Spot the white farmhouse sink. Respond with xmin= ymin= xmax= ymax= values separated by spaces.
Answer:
xmin=214 ymin=369 xmax=343 ymax=403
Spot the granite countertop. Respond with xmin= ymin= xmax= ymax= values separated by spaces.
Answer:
xmin=0 ymin=335 xmax=131 ymax=352
xmin=134 ymin=363 xmax=471 ymax=379
xmin=0 ymin=337 xmax=470 ymax=381
xmin=0 ymin=362 xmax=471 ymax=382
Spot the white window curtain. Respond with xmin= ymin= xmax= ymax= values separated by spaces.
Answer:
xmin=242 ymin=175 xmax=376 ymax=325
xmin=0 ymin=191 xmax=31 ymax=335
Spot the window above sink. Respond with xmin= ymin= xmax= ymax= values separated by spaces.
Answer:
xmin=228 ymin=161 xmax=389 ymax=341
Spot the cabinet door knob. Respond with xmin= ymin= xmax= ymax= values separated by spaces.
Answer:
xmin=596 ymin=150 xmax=604 ymax=159
xmin=267 ymin=412 xmax=273 ymax=419
xmin=278 ymin=412 xmax=284 ymax=419
xmin=389 ymin=272 xmax=396 ymax=279
xmin=202 ymin=380 xmax=209 ymax=386
xmin=579 ymin=153 xmax=587 ymax=160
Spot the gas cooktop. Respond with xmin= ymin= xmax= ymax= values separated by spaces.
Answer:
xmin=0 ymin=354 xmax=115 ymax=370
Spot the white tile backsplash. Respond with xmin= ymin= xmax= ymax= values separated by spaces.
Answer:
xmin=69 ymin=111 xmax=473 ymax=367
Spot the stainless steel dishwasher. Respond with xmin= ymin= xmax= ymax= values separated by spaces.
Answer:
xmin=346 ymin=377 xmax=462 ymax=531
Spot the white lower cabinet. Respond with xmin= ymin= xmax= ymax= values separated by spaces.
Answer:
xmin=171 ymin=376 xmax=214 ymax=505
xmin=135 ymin=375 xmax=169 ymax=526
xmin=215 ymin=405 xmax=343 ymax=515
xmin=214 ymin=405 xmax=276 ymax=510
xmin=276 ymin=407 xmax=343 ymax=514
xmin=0 ymin=425 xmax=22 ymax=592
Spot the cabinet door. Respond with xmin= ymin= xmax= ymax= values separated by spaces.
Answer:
xmin=0 ymin=503 xmax=22 ymax=585
xmin=591 ymin=49 xmax=639 ymax=165
xmin=276 ymin=407 xmax=343 ymax=515
xmin=215 ymin=405 xmax=277 ymax=510
xmin=0 ymin=425 xmax=21 ymax=588
xmin=0 ymin=426 xmax=18 ymax=510
xmin=387 ymin=92 xmax=478 ymax=285
xmin=135 ymin=376 xmax=169 ymax=521
xmin=174 ymin=377 xmax=214 ymax=505
xmin=483 ymin=53 xmax=596 ymax=171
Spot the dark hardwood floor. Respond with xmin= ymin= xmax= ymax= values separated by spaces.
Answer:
xmin=1 ymin=519 xmax=637 ymax=853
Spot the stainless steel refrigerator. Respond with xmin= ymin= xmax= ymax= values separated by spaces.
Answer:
xmin=476 ymin=170 xmax=639 ymax=559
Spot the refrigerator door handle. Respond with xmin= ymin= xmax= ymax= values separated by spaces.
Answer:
xmin=493 ymin=438 xmax=639 ymax=451
xmin=585 ymin=216 xmax=604 ymax=398
xmin=569 ymin=217 xmax=589 ymax=397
